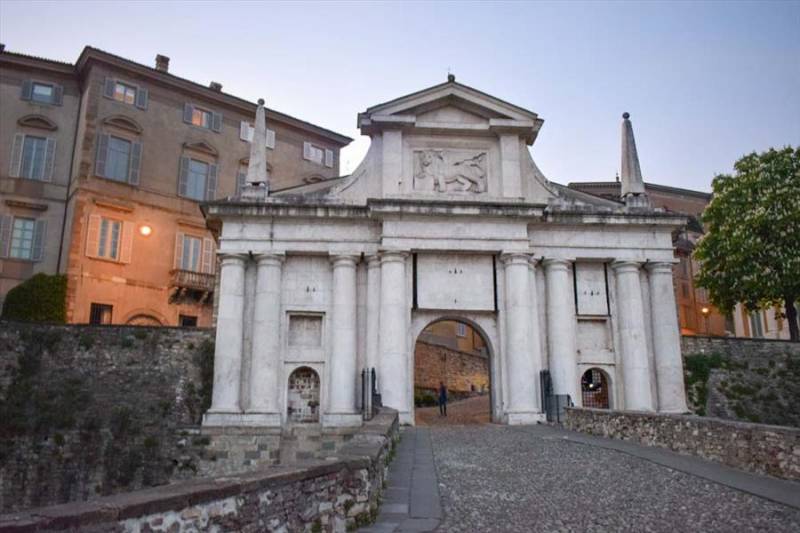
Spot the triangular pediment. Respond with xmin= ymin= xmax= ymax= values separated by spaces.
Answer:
xmin=183 ymin=141 xmax=218 ymax=156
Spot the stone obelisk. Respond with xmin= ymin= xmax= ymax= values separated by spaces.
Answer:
xmin=620 ymin=112 xmax=650 ymax=208
xmin=242 ymin=98 xmax=269 ymax=199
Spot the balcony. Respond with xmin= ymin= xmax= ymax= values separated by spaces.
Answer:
xmin=170 ymin=269 xmax=214 ymax=304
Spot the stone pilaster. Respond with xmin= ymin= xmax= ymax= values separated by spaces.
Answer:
xmin=646 ymin=261 xmax=688 ymax=413
xmin=244 ymin=253 xmax=284 ymax=426
xmin=543 ymin=258 xmax=579 ymax=404
xmin=612 ymin=260 xmax=655 ymax=411
xmin=324 ymin=254 xmax=362 ymax=427
xmin=378 ymin=251 xmax=410 ymax=424
xmin=501 ymin=252 xmax=539 ymax=424
xmin=204 ymin=253 xmax=247 ymax=425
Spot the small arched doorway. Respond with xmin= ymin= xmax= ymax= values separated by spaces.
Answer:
xmin=581 ymin=368 xmax=610 ymax=409
xmin=413 ymin=318 xmax=492 ymax=425
xmin=287 ymin=366 xmax=320 ymax=423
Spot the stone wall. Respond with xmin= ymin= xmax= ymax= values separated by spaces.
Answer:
xmin=0 ymin=409 xmax=399 ymax=533
xmin=680 ymin=336 xmax=800 ymax=427
xmin=0 ymin=321 xmax=216 ymax=513
xmin=414 ymin=340 xmax=489 ymax=394
xmin=565 ymin=407 xmax=800 ymax=481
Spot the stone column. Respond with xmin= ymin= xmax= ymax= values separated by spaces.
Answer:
xmin=647 ymin=262 xmax=688 ymax=413
xmin=245 ymin=253 xmax=284 ymax=426
xmin=543 ymin=258 xmax=579 ymax=404
xmin=502 ymin=252 xmax=538 ymax=424
xmin=612 ymin=260 xmax=655 ymax=411
xmin=325 ymin=254 xmax=361 ymax=426
xmin=378 ymin=251 xmax=409 ymax=423
xmin=527 ymin=257 xmax=544 ymax=411
xmin=204 ymin=253 xmax=247 ymax=425
xmin=366 ymin=255 xmax=381 ymax=378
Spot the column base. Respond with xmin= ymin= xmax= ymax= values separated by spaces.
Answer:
xmin=203 ymin=411 xmax=281 ymax=427
xmin=506 ymin=411 xmax=546 ymax=425
xmin=321 ymin=413 xmax=363 ymax=428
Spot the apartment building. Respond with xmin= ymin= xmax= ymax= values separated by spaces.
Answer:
xmin=0 ymin=45 xmax=351 ymax=326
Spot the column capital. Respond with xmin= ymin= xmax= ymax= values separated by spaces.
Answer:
xmin=330 ymin=254 xmax=360 ymax=268
xmin=541 ymin=257 xmax=572 ymax=270
xmin=254 ymin=252 xmax=285 ymax=266
xmin=218 ymin=253 xmax=248 ymax=267
xmin=500 ymin=251 xmax=531 ymax=266
xmin=645 ymin=261 xmax=676 ymax=274
xmin=611 ymin=259 xmax=643 ymax=273
xmin=366 ymin=254 xmax=382 ymax=268
xmin=379 ymin=250 xmax=409 ymax=264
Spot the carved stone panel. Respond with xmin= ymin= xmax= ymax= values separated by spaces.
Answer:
xmin=413 ymin=150 xmax=487 ymax=194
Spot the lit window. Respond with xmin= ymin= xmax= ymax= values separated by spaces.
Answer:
xmin=97 ymin=218 xmax=122 ymax=260
xmin=181 ymin=235 xmax=202 ymax=271
xmin=191 ymin=107 xmax=212 ymax=128
xmin=106 ymin=136 xmax=132 ymax=182
xmin=113 ymin=82 xmax=137 ymax=105
xmin=10 ymin=217 xmax=35 ymax=259
xmin=21 ymin=135 xmax=47 ymax=180
xmin=31 ymin=82 xmax=54 ymax=104
xmin=185 ymin=159 xmax=209 ymax=201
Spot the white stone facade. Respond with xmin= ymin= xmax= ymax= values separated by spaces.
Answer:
xmin=202 ymin=78 xmax=688 ymax=427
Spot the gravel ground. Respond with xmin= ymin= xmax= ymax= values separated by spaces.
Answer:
xmin=416 ymin=395 xmax=491 ymax=426
xmin=430 ymin=425 xmax=800 ymax=533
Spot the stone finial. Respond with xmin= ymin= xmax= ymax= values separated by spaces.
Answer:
xmin=620 ymin=112 xmax=646 ymax=200
xmin=244 ymin=98 xmax=269 ymax=194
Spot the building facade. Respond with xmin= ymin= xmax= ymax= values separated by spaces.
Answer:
xmin=202 ymin=77 xmax=688 ymax=428
xmin=0 ymin=45 xmax=351 ymax=326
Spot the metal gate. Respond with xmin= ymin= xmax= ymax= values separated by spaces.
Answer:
xmin=540 ymin=370 xmax=572 ymax=423
xmin=361 ymin=367 xmax=382 ymax=420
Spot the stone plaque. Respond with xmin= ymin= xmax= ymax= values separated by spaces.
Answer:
xmin=288 ymin=315 xmax=322 ymax=347
xmin=413 ymin=150 xmax=487 ymax=193
xmin=416 ymin=254 xmax=495 ymax=311
xmin=575 ymin=262 xmax=608 ymax=316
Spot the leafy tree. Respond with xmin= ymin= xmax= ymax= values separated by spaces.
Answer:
xmin=1 ymin=273 xmax=67 ymax=323
xmin=694 ymin=147 xmax=800 ymax=341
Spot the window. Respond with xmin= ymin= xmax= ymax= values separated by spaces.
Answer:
xmin=113 ymin=82 xmax=137 ymax=105
xmin=31 ymin=83 xmax=54 ymax=104
xmin=106 ymin=136 xmax=132 ymax=182
xmin=180 ymin=235 xmax=202 ymax=271
xmin=306 ymin=143 xmax=325 ymax=165
xmin=192 ymin=107 xmax=212 ymax=128
xmin=89 ymin=303 xmax=113 ymax=325
xmin=749 ymin=311 xmax=764 ymax=338
xmin=456 ymin=323 xmax=467 ymax=337
xmin=183 ymin=103 xmax=221 ymax=132
xmin=21 ymin=135 xmax=47 ymax=180
xmin=239 ymin=121 xmax=276 ymax=149
xmin=179 ymin=315 xmax=198 ymax=327
xmin=10 ymin=217 xmax=35 ymax=259
xmin=185 ymin=159 xmax=209 ymax=201
xmin=97 ymin=218 xmax=122 ymax=260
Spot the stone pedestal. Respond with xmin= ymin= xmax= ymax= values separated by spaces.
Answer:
xmin=204 ymin=254 xmax=247 ymax=426
xmin=647 ymin=262 xmax=688 ymax=413
xmin=243 ymin=253 xmax=284 ymax=426
xmin=612 ymin=260 xmax=654 ymax=411
xmin=378 ymin=251 xmax=409 ymax=423
xmin=543 ymin=258 xmax=579 ymax=404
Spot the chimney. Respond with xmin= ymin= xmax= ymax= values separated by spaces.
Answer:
xmin=209 ymin=81 xmax=223 ymax=92
xmin=155 ymin=54 xmax=170 ymax=73
xmin=0 ymin=44 xmax=6 ymax=53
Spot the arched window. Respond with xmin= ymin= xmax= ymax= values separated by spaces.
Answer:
xmin=581 ymin=368 xmax=610 ymax=409
xmin=287 ymin=367 xmax=320 ymax=423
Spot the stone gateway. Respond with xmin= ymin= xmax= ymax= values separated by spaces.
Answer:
xmin=202 ymin=77 xmax=688 ymax=428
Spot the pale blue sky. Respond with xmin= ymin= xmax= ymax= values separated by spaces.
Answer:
xmin=1 ymin=0 xmax=798 ymax=191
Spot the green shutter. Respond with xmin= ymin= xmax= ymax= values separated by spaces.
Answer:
xmin=0 ymin=215 xmax=11 ymax=258
xmin=95 ymin=134 xmax=109 ymax=177
xmin=206 ymin=163 xmax=218 ymax=201
xmin=20 ymin=80 xmax=32 ymax=100
xmin=9 ymin=133 xmax=24 ymax=178
xmin=135 ymin=87 xmax=148 ymax=110
xmin=32 ymin=220 xmax=47 ymax=262
xmin=178 ymin=156 xmax=190 ymax=196
xmin=129 ymin=141 xmax=142 ymax=185
xmin=43 ymin=138 xmax=56 ymax=182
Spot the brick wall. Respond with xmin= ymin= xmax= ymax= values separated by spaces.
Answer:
xmin=414 ymin=340 xmax=489 ymax=394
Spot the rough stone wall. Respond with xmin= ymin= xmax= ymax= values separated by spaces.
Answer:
xmin=565 ymin=408 xmax=800 ymax=481
xmin=681 ymin=336 xmax=800 ymax=427
xmin=414 ymin=340 xmax=489 ymax=394
xmin=0 ymin=409 xmax=399 ymax=533
xmin=0 ymin=321 xmax=216 ymax=513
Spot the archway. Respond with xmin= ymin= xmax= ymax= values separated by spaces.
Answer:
xmin=413 ymin=318 xmax=492 ymax=425
xmin=580 ymin=368 xmax=611 ymax=409
xmin=125 ymin=313 xmax=162 ymax=326
xmin=287 ymin=366 xmax=320 ymax=423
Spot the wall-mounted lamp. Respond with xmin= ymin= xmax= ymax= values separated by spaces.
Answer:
xmin=701 ymin=306 xmax=710 ymax=316
xmin=139 ymin=225 xmax=153 ymax=237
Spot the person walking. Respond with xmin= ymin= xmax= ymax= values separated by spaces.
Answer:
xmin=438 ymin=381 xmax=448 ymax=416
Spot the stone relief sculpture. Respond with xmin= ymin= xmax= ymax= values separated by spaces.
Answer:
xmin=414 ymin=150 xmax=487 ymax=193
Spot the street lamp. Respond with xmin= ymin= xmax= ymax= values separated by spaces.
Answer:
xmin=139 ymin=225 xmax=153 ymax=237
xmin=701 ymin=306 xmax=710 ymax=335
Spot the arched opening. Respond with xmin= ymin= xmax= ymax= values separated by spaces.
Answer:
xmin=287 ymin=366 xmax=320 ymax=423
xmin=581 ymin=368 xmax=610 ymax=409
xmin=125 ymin=314 xmax=162 ymax=326
xmin=414 ymin=318 xmax=491 ymax=425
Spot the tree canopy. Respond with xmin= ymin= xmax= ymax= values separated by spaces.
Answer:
xmin=694 ymin=146 xmax=800 ymax=340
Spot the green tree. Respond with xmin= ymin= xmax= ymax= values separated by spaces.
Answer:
xmin=694 ymin=147 xmax=800 ymax=341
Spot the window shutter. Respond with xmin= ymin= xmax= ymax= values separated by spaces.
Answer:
xmin=266 ymin=129 xmax=276 ymax=149
xmin=303 ymin=141 xmax=312 ymax=161
xmin=128 ymin=141 xmax=142 ymax=185
xmin=174 ymin=232 xmax=185 ymax=269
xmin=43 ymin=138 xmax=56 ymax=182
xmin=103 ymin=77 xmax=115 ymax=99
xmin=9 ymin=133 xmax=25 ymax=178
xmin=32 ymin=220 xmax=47 ymax=262
xmin=85 ymin=214 xmax=101 ymax=258
xmin=236 ymin=171 xmax=246 ymax=196
xmin=95 ymin=134 xmax=109 ymax=177
xmin=240 ymin=121 xmax=250 ymax=141
xmin=53 ymin=84 xmax=64 ymax=106
xmin=211 ymin=112 xmax=223 ymax=133
xmin=135 ymin=87 xmax=148 ymax=110
xmin=206 ymin=163 xmax=218 ymax=201
xmin=0 ymin=215 xmax=12 ymax=258
xmin=183 ymin=103 xmax=193 ymax=124
xmin=119 ymin=222 xmax=134 ymax=263
xmin=178 ymin=156 xmax=190 ymax=196
xmin=21 ymin=80 xmax=33 ymax=101
xmin=202 ymin=238 xmax=214 ymax=274
xmin=324 ymin=149 xmax=334 ymax=168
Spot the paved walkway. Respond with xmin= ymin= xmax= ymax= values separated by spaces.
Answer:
xmin=362 ymin=423 xmax=800 ymax=532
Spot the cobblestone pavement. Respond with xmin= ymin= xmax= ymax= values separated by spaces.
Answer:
xmin=430 ymin=425 xmax=800 ymax=533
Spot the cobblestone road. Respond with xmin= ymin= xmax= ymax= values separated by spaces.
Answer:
xmin=430 ymin=425 xmax=800 ymax=532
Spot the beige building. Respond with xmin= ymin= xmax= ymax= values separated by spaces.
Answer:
xmin=0 ymin=45 xmax=351 ymax=326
